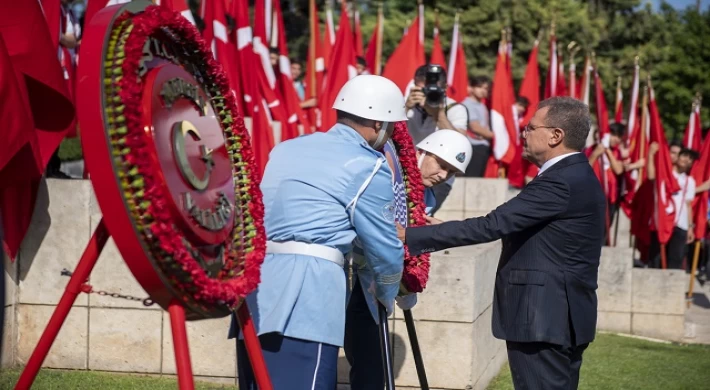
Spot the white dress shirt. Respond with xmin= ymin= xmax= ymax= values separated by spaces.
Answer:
xmin=537 ymin=152 xmax=580 ymax=176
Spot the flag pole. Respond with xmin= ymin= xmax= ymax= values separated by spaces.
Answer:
xmin=687 ymin=240 xmax=702 ymax=307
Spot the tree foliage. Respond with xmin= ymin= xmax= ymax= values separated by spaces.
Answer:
xmin=281 ymin=0 xmax=709 ymax=138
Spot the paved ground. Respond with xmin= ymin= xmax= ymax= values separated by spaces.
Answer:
xmin=683 ymin=276 xmax=710 ymax=344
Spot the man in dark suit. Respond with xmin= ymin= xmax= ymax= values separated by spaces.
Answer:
xmin=398 ymin=97 xmax=606 ymax=390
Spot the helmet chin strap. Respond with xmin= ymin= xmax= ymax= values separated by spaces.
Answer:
xmin=417 ymin=153 xmax=425 ymax=169
xmin=371 ymin=121 xmax=391 ymax=150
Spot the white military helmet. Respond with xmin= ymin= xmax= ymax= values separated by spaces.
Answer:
xmin=332 ymin=75 xmax=408 ymax=122
xmin=416 ymin=130 xmax=473 ymax=174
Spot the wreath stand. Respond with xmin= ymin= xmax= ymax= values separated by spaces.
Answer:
xmin=14 ymin=219 xmax=272 ymax=390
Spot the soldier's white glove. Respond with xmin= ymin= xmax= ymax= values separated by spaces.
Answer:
xmin=395 ymin=293 xmax=417 ymax=310
xmin=377 ymin=298 xmax=395 ymax=317
xmin=368 ymin=280 xmax=395 ymax=317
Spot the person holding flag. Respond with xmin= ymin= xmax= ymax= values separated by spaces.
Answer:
xmin=647 ymin=142 xmax=699 ymax=269
xmin=230 ymin=75 xmax=407 ymax=389
xmin=585 ymin=123 xmax=625 ymax=229
xmin=345 ymin=129 xmax=472 ymax=389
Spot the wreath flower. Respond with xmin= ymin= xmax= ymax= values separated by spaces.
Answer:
xmin=102 ymin=5 xmax=265 ymax=312
xmin=390 ymin=121 xmax=431 ymax=293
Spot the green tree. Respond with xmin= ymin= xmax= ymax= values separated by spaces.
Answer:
xmin=281 ymin=0 xmax=710 ymax=138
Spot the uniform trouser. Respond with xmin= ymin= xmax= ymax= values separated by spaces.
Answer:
xmin=344 ymin=280 xmax=384 ymax=389
xmin=506 ymin=341 xmax=588 ymax=390
xmin=236 ymin=332 xmax=338 ymax=390
xmin=649 ymin=227 xmax=688 ymax=270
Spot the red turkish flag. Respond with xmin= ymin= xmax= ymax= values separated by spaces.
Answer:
xmin=354 ymin=9 xmax=364 ymax=57
xmin=319 ymin=1 xmax=357 ymax=130
xmin=445 ymin=14 xmax=468 ymax=103
xmin=690 ymin=107 xmax=708 ymax=240
xmin=508 ymin=39 xmax=541 ymax=187
xmin=632 ymin=85 xmax=679 ymax=247
xmin=232 ymin=0 xmax=273 ymax=168
xmin=159 ymin=0 xmax=195 ymax=24
xmin=364 ymin=5 xmax=383 ymax=76
xmin=0 ymin=0 xmax=75 ymax=258
xmin=322 ymin=6 xmax=335 ymax=71
xmin=429 ymin=16 xmax=446 ymax=70
xmin=682 ymin=101 xmax=702 ymax=152
xmin=381 ymin=6 xmax=425 ymax=93
xmin=272 ymin=0 xmax=311 ymax=140
xmin=489 ymin=43 xmax=516 ymax=165
xmin=620 ymin=62 xmax=642 ymax=218
xmin=544 ymin=33 xmax=557 ymax=99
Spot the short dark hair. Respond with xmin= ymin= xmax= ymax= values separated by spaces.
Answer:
xmin=336 ymin=110 xmax=373 ymax=127
xmin=536 ymin=97 xmax=591 ymax=152
xmin=413 ymin=64 xmax=447 ymax=85
xmin=356 ymin=56 xmax=367 ymax=67
xmin=269 ymin=47 xmax=279 ymax=55
xmin=669 ymin=140 xmax=682 ymax=149
xmin=469 ymin=75 xmax=491 ymax=87
xmin=609 ymin=122 xmax=625 ymax=138
xmin=516 ymin=96 xmax=530 ymax=109
xmin=290 ymin=57 xmax=302 ymax=66
xmin=414 ymin=65 xmax=429 ymax=81
xmin=680 ymin=147 xmax=700 ymax=160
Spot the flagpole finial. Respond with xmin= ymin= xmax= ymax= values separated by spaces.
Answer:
xmin=550 ymin=21 xmax=556 ymax=36
xmin=634 ymin=55 xmax=639 ymax=66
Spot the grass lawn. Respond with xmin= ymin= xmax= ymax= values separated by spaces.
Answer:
xmin=0 ymin=369 xmax=237 ymax=389
xmin=2 ymin=333 xmax=708 ymax=389
xmin=488 ymin=333 xmax=710 ymax=390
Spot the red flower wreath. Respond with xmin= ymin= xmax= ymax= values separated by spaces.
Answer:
xmin=105 ymin=5 xmax=265 ymax=310
xmin=390 ymin=121 xmax=431 ymax=293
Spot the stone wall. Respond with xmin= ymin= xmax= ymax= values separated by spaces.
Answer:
xmin=1 ymin=179 xmax=510 ymax=390
xmin=597 ymin=247 xmax=688 ymax=341
xmin=433 ymin=177 xmax=510 ymax=221
xmin=1 ymin=177 xmax=690 ymax=389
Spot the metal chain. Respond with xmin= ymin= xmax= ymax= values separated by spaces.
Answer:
xmin=61 ymin=268 xmax=155 ymax=306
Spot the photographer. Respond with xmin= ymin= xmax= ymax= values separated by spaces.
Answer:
xmin=405 ymin=64 xmax=469 ymax=214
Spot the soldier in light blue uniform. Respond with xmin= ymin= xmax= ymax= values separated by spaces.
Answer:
xmin=344 ymin=130 xmax=473 ymax=389
xmin=230 ymin=75 xmax=408 ymax=390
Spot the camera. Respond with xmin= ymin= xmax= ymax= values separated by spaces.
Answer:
xmin=422 ymin=64 xmax=446 ymax=108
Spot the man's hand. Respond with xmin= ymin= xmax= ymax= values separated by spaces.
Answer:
xmin=687 ymin=229 xmax=695 ymax=244
xmin=649 ymin=142 xmax=660 ymax=155
xmin=405 ymin=87 xmax=425 ymax=109
xmin=422 ymin=98 xmax=442 ymax=118
xmin=396 ymin=223 xmax=406 ymax=243
xmin=593 ymin=143 xmax=605 ymax=157
xmin=425 ymin=216 xmax=443 ymax=225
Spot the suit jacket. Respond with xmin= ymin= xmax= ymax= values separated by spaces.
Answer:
xmin=406 ymin=153 xmax=605 ymax=347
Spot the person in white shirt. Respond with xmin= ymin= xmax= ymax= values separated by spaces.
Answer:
xmin=647 ymin=142 xmax=698 ymax=269
xmin=461 ymin=75 xmax=493 ymax=177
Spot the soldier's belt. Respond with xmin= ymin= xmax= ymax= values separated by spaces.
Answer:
xmin=266 ymin=241 xmax=345 ymax=267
